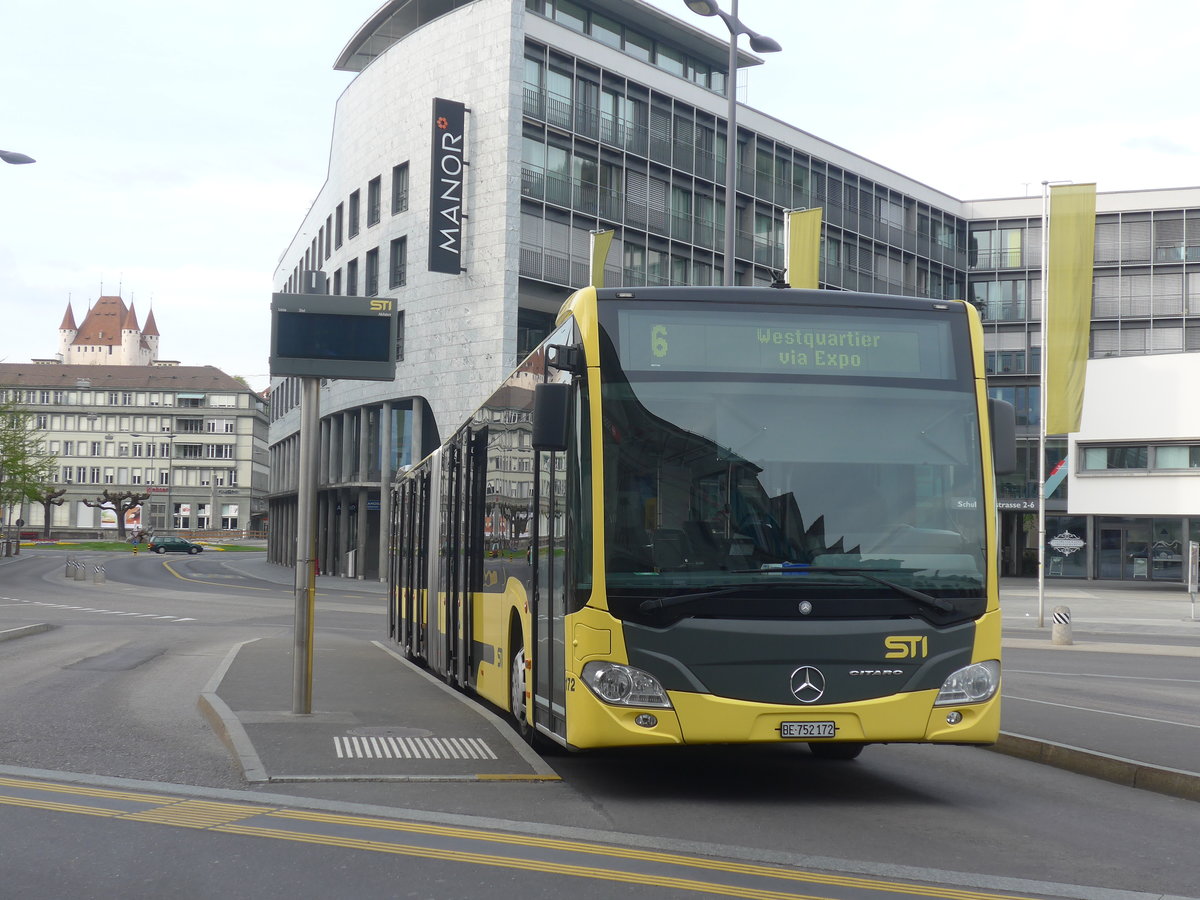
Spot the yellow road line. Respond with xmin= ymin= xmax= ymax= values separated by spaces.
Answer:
xmin=266 ymin=808 xmax=1028 ymax=900
xmin=216 ymin=823 xmax=829 ymax=900
xmin=161 ymin=560 xmax=278 ymax=592
xmin=0 ymin=777 xmax=1039 ymax=900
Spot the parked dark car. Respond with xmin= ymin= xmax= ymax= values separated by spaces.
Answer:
xmin=148 ymin=536 xmax=204 ymax=555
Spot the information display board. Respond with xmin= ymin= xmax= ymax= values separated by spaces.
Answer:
xmin=617 ymin=307 xmax=955 ymax=380
xmin=270 ymin=293 xmax=397 ymax=381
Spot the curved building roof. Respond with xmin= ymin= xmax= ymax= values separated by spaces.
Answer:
xmin=334 ymin=0 xmax=760 ymax=72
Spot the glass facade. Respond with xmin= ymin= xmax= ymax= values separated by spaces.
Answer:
xmin=518 ymin=34 xmax=966 ymax=299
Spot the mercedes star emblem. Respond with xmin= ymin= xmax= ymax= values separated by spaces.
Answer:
xmin=790 ymin=666 xmax=826 ymax=703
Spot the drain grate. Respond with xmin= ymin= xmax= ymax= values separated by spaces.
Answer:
xmin=334 ymin=735 xmax=497 ymax=761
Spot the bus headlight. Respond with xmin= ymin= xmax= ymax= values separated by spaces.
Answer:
xmin=934 ymin=660 xmax=1000 ymax=706
xmin=581 ymin=661 xmax=672 ymax=708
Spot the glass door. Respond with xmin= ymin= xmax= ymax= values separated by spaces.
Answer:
xmin=1096 ymin=518 xmax=1152 ymax=580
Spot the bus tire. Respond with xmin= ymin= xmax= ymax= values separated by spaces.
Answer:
xmin=510 ymin=642 xmax=532 ymax=740
xmin=808 ymin=742 xmax=865 ymax=760
xmin=509 ymin=638 xmax=558 ymax=753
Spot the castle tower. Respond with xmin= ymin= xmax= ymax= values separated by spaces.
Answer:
xmin=57 ymin=302 xmax=78 ymax=362
xmin=142 ymin=308 xmax=161 ymax=363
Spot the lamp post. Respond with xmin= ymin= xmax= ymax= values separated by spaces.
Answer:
xmin=1 ymin=150 xmax=36 ymax=165
xmin=161 ymin=429 xmax=176 ymax=534
xmin=683 ymin=0 xmax=781 ymax=286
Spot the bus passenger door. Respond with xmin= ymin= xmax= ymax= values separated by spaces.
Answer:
xmin=458 ymin=427 xmax=487 ymax=687
xmin=434 ymin=442 xmax=461 ymax=680
xmin=532 ymin=391 xmax=571 ymax=743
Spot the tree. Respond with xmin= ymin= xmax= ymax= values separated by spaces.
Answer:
xmin=0 ymin=392 xmax=56 ymax=538
xmin=82 ymin=489 xmax=151 ymax=540
xmin=28 ymin=487 xmax=66 ymax=538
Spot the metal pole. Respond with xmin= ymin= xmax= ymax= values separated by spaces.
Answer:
xmin=1037 ymin=182 xmax=1049 ymax=627
xmin=293 ymin=376 xmax=320 ymax=714
xmin=722 ymin=0 xmax=739 ymax=286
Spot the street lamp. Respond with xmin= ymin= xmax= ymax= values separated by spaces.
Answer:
xmin=162 ymin=429 xmax=176 ymax=534
xmin=683 ymin=1 xmax=781 ymax=285
xmin=0 ymin=150 xmax=36 ymax=165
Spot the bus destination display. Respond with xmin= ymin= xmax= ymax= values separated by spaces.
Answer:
xmin=618 ymin=308 xmax=955 ymax=379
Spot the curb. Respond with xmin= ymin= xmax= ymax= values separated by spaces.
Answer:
xmin=196 ymin=639 xmax=269 ymax=783
xmin=0 ymin=623 xmax=54 ymax=643
xmin=991 ymin=732 xmax=1200 ymax=803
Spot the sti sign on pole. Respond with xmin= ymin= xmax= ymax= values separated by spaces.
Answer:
xmin=428 ymin=97 xmax=466 ymax=275
xmin=269 ymin=291 xmax=397 ymax=713
xmin=270 ymin=293 xmax=398 ymax=382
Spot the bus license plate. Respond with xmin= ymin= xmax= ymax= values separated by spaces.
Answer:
xmin=780 ymin=721 xmax=836 ymax=739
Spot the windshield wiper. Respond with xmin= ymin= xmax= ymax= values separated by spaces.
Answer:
xmin=638 ymin=584 xmax=788 ymax=614
xmin=732 ymin=565 xmax=957 ymax=615
xmin=794 ymin=566 xmax=956 ymax=614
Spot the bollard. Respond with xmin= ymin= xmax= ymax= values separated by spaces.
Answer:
xmin=74 ymin=560 xmax=87 ymax=581
xmin=92 ymin=564 xmax=106 ymax=584
xmin=1051 ymin=605 xmax=1073 ymax=645
xmin=65 ymin=558 xmax=75 ymax=578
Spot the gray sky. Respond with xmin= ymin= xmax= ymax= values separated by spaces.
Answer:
xmin=3 ymin=0 xmax=1197 ymax=391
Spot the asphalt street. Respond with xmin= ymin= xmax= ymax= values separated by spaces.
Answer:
xmin=3 ymin=549 xmax=1197 ymax=800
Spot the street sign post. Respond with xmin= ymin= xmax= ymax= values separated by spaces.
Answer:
xmin=1187 ymin=540 xmax=1198 ymax=621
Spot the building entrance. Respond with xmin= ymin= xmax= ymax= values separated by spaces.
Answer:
xmin=1096 ymin=517 xmax=1183 ymax=581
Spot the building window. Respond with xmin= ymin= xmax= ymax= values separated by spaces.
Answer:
xmin=391 ymin=162 xmax=409 ymax=214
xmin=346 ymin=258 xmax=359 ymax=296
xmin=1082 ymin=446 xmax=1148 ymax=470
xmin=970 ymin=278 xmax=1027 ymax=321
xmin=333 ymin=268 xmax=342 ymax=296
xmin=365 ymin=247 xmax=379 ymax=296
xmin=971 ymin=227 xmax=1024 ymax=269
xmin=1154 ymin=445 xmax=1200 ymax=469
xmin=335 ymin=202 xmax=344 ymax=247
xmin=348 ymin=190 xmax=360 ymax=237
xmin=389 ymin=236 xmax=407 ymax=289
xmin=396 ymin=311 xmax=405 ymax=362
xmin=367 ymin=176 xmax=381 ymax=226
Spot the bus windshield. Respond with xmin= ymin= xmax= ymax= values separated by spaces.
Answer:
xmin=598 ymin=300 xmax=988 ymax=618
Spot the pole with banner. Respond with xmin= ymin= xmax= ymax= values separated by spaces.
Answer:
xmin=1037 ymin=181 xmax=1096 ymax=626
xmin=589 ymin=229 xmax=613 ymax=289
xmin=783 ymin=208 xmax=822 ymax=289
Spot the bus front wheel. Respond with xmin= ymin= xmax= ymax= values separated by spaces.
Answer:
xmin=510 ymin=644 xmax=532 ymax=740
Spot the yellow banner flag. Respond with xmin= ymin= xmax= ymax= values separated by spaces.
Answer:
xmin=785 ymin=208 xmax=822 ymax=289
xmin=589 ymin=230 xmax=614 ymax=289
xmin=1045 ymin=183 xmax=1096 ymax=435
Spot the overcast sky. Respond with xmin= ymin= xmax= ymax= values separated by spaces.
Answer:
xmin=3 ymin=0 xmax=1197 ymax=391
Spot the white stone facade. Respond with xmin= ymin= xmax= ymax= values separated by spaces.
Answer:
xmin=274 ymin=0 xmax=524 ymax=437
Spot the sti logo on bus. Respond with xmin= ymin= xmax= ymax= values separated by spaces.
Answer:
xmin=884 ymin=636 xmax=928 ymax=659
xmin=428 ymin=97 xmax=466 ymax=275
xmin=370 ymin=299 xmax=393 ymax=312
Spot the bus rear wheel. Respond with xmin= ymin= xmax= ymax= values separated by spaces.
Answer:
xmin=808 ymin=742 xmax=865 ymax=760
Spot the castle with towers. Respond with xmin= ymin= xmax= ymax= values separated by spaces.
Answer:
xmin=38 ymin=296 xmax=176 ymax=367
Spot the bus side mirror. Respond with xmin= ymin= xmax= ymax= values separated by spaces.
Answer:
xmin=532 ymin=382 xmax=571 ymax=452
xmin=988 ymin=398 xmax=1017 ymax=475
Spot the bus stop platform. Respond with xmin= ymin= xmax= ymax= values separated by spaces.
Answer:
xmin=199 ymin=631 xmax=559 ymax=784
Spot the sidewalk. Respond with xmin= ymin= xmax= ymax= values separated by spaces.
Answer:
xmin=995 ymin=577 xmax=1199 ymax=801
xmin=1000 ymin=576 xmax=1200 ymax=636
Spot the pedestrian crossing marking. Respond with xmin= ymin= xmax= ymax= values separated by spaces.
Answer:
xmin=334 ymin=735 xmax=497 ymax=761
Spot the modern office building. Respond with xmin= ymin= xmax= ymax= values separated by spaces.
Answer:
xmin=268 ymin=0 xmax=1200 ymax=583
xmin=966 ymin=189 xmax=1200 ymax=580
xmin=1 ymin=298 xmax=270 ymax=535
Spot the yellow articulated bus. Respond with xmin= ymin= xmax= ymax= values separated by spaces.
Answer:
xmin=389 ymin=286 xmax=1016 ymax=758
